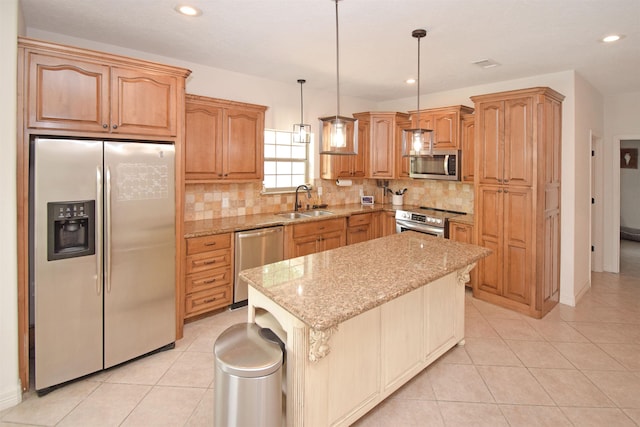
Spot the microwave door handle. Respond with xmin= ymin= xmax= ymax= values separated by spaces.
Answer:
xmin=444 ymin=155 xmax=450 ymax=176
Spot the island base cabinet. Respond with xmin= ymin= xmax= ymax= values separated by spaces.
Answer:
xmin=247 ymin=267 xmax=471 ymax=427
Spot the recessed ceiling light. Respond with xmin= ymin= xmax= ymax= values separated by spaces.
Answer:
xmin=175 ymin=5 xmax=202 ymax=16
xmin=406 ymin=78 xmax=416 ymax=84
xmin=602 ymin=34 xmax=621 ymax=43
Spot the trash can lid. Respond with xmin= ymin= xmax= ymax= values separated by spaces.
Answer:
xmin=214 ymin=323 xmax=284 ymax=377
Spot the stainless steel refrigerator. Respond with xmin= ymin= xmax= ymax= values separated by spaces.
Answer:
xmin=31 ymin=137 xmax=176 ymax=392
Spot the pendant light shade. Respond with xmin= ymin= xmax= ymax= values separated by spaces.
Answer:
xmin=319 ymin=0 xmax=358 ymax=155
xmin=293 ymin=79 xmax=311 ymax=143
xmin=403 ymin=28 xmax=434 ymax=156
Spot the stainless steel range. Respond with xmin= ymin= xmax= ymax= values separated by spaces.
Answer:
xmin=395 ymin=207 xmax=466 ymax=238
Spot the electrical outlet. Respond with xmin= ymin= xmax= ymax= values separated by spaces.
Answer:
xmin=359 ymin=189 xmax=364 ymax=197
xmin=222 ymin=197 xmax=229 ymax=208
xmin=317 ymin=187 xmax=323 ymax=196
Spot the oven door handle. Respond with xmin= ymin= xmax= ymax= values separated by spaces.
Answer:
xmin=395 ymin=219 xmax=444 ymax=237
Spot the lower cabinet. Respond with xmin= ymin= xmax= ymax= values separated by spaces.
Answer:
xmin=379 ymin=210 xmax=397 ymax=237
xmin=448 ymin=220 xmax=476 ymax=287
xmin=184 ymin=233 xmax=233 ymax=319
xmin=346 ymin=213 xmax=373 ymax=245
xmin=285 ymin=218 xmax=346 ymax=258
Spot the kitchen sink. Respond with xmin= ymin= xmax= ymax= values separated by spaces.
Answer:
xmin=303 ymin=210 xmax=334 ymax=217
xmin=276 ymin=212 xmax=309 ymax=219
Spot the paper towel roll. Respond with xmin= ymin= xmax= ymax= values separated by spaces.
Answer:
xmin=336 ymin=179 xmax=353 ymax=186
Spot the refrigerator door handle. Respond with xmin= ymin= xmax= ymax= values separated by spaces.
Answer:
xmin=96 ymin=167 xmax=103 ymax=295
xmin=105 ymin=166 xmax=112 ymax=293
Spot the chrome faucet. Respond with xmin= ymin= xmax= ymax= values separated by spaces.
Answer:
xmin=295 ymin=184 xmax=312 ymax=211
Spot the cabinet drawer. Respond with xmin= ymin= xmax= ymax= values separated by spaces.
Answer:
xmin=186 ymin=267 xmax=231 ymax=294
xmin=187 ymin=233 xmax=231 ymax=255
xmin=293 ymin=218 xmax=345 ymax=238
xmin=185 ymin=285 xmax=232 ymax=318
xmin=186 ymin=248 xmax=231 ymax=275
xmin=348 ymin=213 xmax=372 ymax=227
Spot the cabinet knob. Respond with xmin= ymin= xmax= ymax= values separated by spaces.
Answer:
xmin=102 ymin=124 xmax=108 ymax=129
xmin=112 ymin=124 xmax=118 ymax=129
xmin=218 ymin=173 xmax=223 ymax=177
xmin=223 ymin=173 xmax=228 ymax=177
xmin=504 ymin=189 xmax=509 ymax=193
xmin=503 ymin=179 xmax=509 ymax=183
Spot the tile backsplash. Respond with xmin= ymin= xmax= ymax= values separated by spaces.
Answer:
xmin=184 ymin=179 xmax=474 ymax=221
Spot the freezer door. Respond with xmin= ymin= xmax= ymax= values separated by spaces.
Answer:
xmin=33 ymin=138 xmax=104 ymax=391
xmin=103 ymin=141 xmax=176 ymax=368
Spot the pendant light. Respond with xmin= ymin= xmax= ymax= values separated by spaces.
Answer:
xmin=293 ymin=79 xmax=311 ymax=143
xmin=319 ymin=0 xmax=358 ymax=155
xmin=403 ymin=28 xmax=434 ymax=156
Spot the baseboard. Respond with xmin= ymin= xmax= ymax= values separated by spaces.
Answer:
xmin=560 ymin=277 xmax=591 ymax=307
xmin=0 ymin=380 xmax=22 ymax=412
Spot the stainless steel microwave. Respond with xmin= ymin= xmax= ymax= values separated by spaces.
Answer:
xmin=409 ymin=150 xmax=460 ymax=180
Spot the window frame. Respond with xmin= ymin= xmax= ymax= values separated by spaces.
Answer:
xmin=263 ymin=129 xmax=311 ymax=194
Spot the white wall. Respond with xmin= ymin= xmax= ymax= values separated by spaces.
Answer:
xmin=572 ymin=74 xmax=604 ymax=301
xmin=603 ymin=91 xmax=640 ymax=272
xmin=0 ymin=0 xmax=22 ymax=411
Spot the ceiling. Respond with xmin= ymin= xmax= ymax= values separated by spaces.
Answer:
xmin=20 ymin=0 xmax=640 ymax=102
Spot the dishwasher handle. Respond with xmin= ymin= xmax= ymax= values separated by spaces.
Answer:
xmin=236 ymin=227 xmax=283 ymax=239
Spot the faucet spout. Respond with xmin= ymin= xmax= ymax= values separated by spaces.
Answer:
xmin=295 ymin=184 xmax=312 ymax=211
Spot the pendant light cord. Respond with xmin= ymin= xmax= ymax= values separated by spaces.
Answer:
xmin=335 ymin=0 xmax=340 ymax=119
xmin=299 ymin=80 xmax=304 ymax=124
xmin=416 ymin=34 xmax=420 ymax=124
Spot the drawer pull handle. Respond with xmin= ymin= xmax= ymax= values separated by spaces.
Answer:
xmin=204 ymin=242 xmax=217 ymax=246
xmin=193 ymin=259 xmax=216 ymax=266
xmin=203 ymin=279 xmax=216 ymax=284
xmin=203 ymin=297 xmax=217 ymax=303
xmin=318 ymin=226 xmax=325 ymax=230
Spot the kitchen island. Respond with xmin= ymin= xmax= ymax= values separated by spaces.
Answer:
xmin=241 ymin=231 xmax=490 ymax=427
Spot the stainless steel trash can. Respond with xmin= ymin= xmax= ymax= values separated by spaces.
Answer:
xmin=214 ymin=323 xmax=284 ymax=427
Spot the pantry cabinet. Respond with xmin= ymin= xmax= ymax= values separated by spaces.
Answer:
xmin=471 ymin=87 xmax=563 ymax=318
xmin=409 ymin=105 xmax=474 ymax=151
xmin=285 ymin=217 xmax=346 ymax=258
xmin=184 ymin=233 xmax=233 ymax=319
xmin=25 ymin=50 xmax=182 ymax=137
xmin=184 ymin=94 xmax=267 ymax=181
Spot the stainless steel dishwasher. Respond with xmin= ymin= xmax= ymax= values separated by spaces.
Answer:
xmin=233 ymin=226 xmax=284 ymax=308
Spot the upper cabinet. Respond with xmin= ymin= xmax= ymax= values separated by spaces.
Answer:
xmin=408 ymin=105 xmax=474 ymax=150
xmin=460 ymin=113 xmax=475 ymax=183
xmin=22 ymin=39 xmax=189 ymax=137
xmin=184 ymin=94 xmax=267 ymax=182
xmin=355 ymin=111 xmax=410 ymax=179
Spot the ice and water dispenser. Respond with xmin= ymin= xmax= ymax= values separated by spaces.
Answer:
xmin=47 ymin=200 xmax=95 ymax=260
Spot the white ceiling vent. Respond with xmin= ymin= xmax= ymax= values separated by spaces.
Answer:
xmin=472 ymin=59 xmax=500 ymax=69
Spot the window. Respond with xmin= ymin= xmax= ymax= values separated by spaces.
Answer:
xmin=263 ymin=129 xmax=310 ymax=192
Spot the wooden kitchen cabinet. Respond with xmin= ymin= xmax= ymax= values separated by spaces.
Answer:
xmin=350 ymin=112 xmax=410 ymax=179
xmin=448 ymin=220 xmax=477 ymax=287
xmin=285 ymin=217 xmax=346 ymax=258
xmin=378 ymin=210 xmax=397 ymax=238
xmin=184 ymin=233 xmax=233 ymax=319
xmin=185 ymin=94 xmax=267 ymax=181
xmin=25 ymin=49 xmax=181 ymax=137
xmin=471 ymin=87 xmax=563 ymax=318
xmin=409 ymin=105 xmax=474 ymax=151
xmin=460 ymin=113 xmax=475 ymax=183
xmin=347 ymin=212 xmax=374 ymax=245
xmin=320 ymin=118 xmax=368 ymax=179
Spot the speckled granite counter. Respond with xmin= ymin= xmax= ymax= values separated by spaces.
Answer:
xmin=184 ymin=203 xmax=395 ymax=238
xmin=449 ymin=213 xmax=474 ymax=226
xmin=240 ymin=231 xmax=490 ymax=331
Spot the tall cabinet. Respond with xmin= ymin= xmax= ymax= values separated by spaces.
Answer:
xmin=471 ymin=87 xmax=563 ymax=318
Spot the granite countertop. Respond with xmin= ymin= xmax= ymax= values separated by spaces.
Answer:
xmin=184 ymin=203 xmax=411 ymax=238
xmin=240 ymin=231 xmax=491 ymax=331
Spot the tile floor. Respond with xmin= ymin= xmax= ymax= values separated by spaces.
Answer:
xmin=2 ymin=242 xmax=640 ymax=426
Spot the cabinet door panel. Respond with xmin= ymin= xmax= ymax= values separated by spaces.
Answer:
xmin=28 ymin=53 xmax=109 ymax=132
xmin=503 ymin=188 xmax=532 ymax=304
xmin=111 ymin=67 xmax=177 ymax=136
xmin=461 ymin=115 xmax=475 ymax=183
xmin=504 ymin=97 xmax=533 ymax=186
xmin=433 ymin=112 xmax=457 ymax=149
xmin=185 ymin=104 xmax=223 ymax=179
xmin=369 ymin=117 xmax=395 ymax=177
xmin=322 ymin=230 xmax=345 ymax=251
xmin=477 ymin=187 xmax=502 ymax=295
xmin=224 ymin=108 xmax=264 ymax=179
xmin=477 ymin=102 xmax=503 ymax=185
xmin=291 ymin=235 xmax=319 ymax=258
